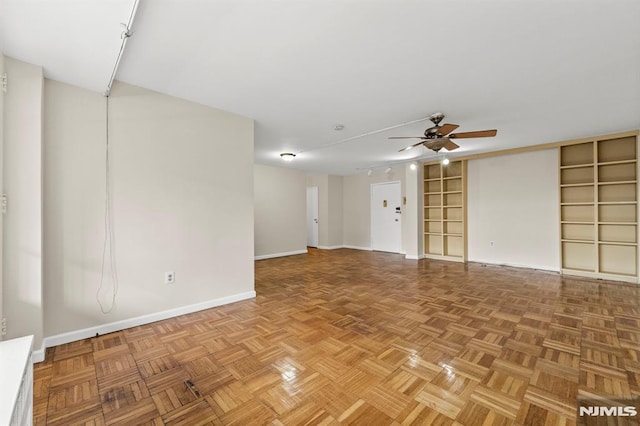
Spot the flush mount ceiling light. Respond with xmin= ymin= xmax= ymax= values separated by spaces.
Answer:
xmin=409 ymin=163 xmax=417 ymax=171
xmin=442 ymin=158 xmax=450 ymax=166
xmin=280 ymin=153 xmax=296 ymax=161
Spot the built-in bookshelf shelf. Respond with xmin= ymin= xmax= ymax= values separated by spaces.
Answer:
xmin=559 ymin=134 xmax=638 ymax=282
xmin=423 ymin=160 xmax=466 ymax=262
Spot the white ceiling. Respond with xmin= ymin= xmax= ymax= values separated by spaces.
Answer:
xmin=2 ymin=0 xmax=639 ymax=175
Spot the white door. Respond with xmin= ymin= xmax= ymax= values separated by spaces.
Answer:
xmin=371 ymin=182 xmax=402 ymax=253
xmin=306 ymin=186 xmax=319 ymax=247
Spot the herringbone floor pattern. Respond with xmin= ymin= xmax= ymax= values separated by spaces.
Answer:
xmin=33 ymin=249 xmax=640 ymax=425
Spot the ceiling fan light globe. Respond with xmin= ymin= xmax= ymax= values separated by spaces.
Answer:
xmin=280 ymin=152 xmax=296 ymax=161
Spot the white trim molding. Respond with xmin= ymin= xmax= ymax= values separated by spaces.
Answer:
xmin=342 ymin=245 xmax=372 ymax=251
xmin=405 ymin=254 xmax=424 ymax=260
xmin=254 ymin=249 xmax=307 ymax=260
xmin=470 ymin=258 xmax=560 ymax=273
xmin=317 ymin=245 xmax=345 ymax=250
xmin=32 ymin=291 xmax=256 ymax=363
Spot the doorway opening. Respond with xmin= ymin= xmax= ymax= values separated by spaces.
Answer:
xmin=306 ymin=186 xmax=319 ymax=248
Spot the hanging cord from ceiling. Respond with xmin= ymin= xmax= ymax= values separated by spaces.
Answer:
xmin=104 ymin=0 xmax=139 ymax=97
xmin=97 ymin=96 xmax=119 ymax=314
xmin=96 ymin=0 xmax=139 ymax=313
xmin=294 ymin=116 xmax=431 ymax=155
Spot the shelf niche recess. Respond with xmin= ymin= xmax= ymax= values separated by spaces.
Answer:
xmin=559 ymin=133 xmax=638 ymax=282
xmin=423 ymin=160 xmax=466 ymax=262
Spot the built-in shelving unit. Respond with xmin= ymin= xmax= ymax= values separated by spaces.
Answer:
xmin=0 ymin=335 xmax=34 ymax=426
xmin=560 ymin=134 xmax=638 ymax=282
xmin=423 ymin=160 xmax=466 ymax=262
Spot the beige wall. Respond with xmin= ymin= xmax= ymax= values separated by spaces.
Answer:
xmin=467 ymin=149 xmax=560 ymax=271
xmin=342 ymin=166 xmax=406 ymax=251
xmin=403 ymin=163 xmax=423 ymax=259
xmin=43 ymin=80 xmax=254 ymax=336
xmin=327 ymin=175 xmax=343 ymax=247
xmin=3 ymin=57 xmax=44 ymax=346
xmin=254 ymin=164 xmax=307 ymax=258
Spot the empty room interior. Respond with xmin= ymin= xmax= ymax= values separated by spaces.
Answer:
xmin=1 ymin=0 xmax=639 ymax=425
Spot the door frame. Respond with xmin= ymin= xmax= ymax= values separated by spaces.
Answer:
xmin=370 ymin=181 xmax=402 ymax=253
xmin=306 ymin=186 xmax=319 ymax=248
xmin=0 ymin=54 xmax=4 ymax=339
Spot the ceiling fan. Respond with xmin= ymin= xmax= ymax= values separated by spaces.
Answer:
xmin=389 ymin=112 xmax=497 ymax=152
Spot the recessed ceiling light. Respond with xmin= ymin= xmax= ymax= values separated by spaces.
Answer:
xmin=280 ymin=153 xmax=296 ymax=161
xmin=334 ymin=124 xmax=344 ymax=131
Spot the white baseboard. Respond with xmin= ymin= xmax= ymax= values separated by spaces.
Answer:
xmin=469 ymin=259 xmax=560 ymax=273
xmin=255 ymin=249 xmax=307 ymax=260
xmin=317 ymin=245 xmax=344 ymax=250
xmin=32 ymin=348 xmax=45 ymax=363
xmin=560 ymin=268 xmax=638 ymax=284
xmin=33 ymin=291 xmax=256 ymax=363
xmin=342 ymin=245 xmax=372 ymax=251
xmin=405 ymin=254 xmax=424 ymax=260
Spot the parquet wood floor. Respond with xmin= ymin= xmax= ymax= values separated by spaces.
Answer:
xmin=34 ymin=249 xmax=640 ymax=425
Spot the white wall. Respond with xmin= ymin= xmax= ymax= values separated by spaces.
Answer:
xmin=342 ymin=166 xmax=406 ymax=251
xmin=254 ymin=164 xmax=307 ymax=259
xmin=3 ymin=57 xmax=44 ymax=346
xmin=43 ymin=80 xmax=254 ymax=337
xmin=467 ymin=149 xmax=560 ymax=271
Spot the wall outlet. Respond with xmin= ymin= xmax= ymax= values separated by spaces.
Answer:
xmin=165 ymin=271 xmax=175 ymax=284
xmin=1 ymin=318 xmax=7 ymax=336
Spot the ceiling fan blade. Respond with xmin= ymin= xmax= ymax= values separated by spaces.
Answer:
xmin=389 ymin=136 xmax=426 ymax=139
xmin=437 ymin=123 xmax=459 ymax=136
xmin=449 ymin=129 xmax=497 ymax=139
xmin=398 ymin=141 xmax=425 ymax=152
xmin=443 ymin=140 xmax=459 ymax=151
